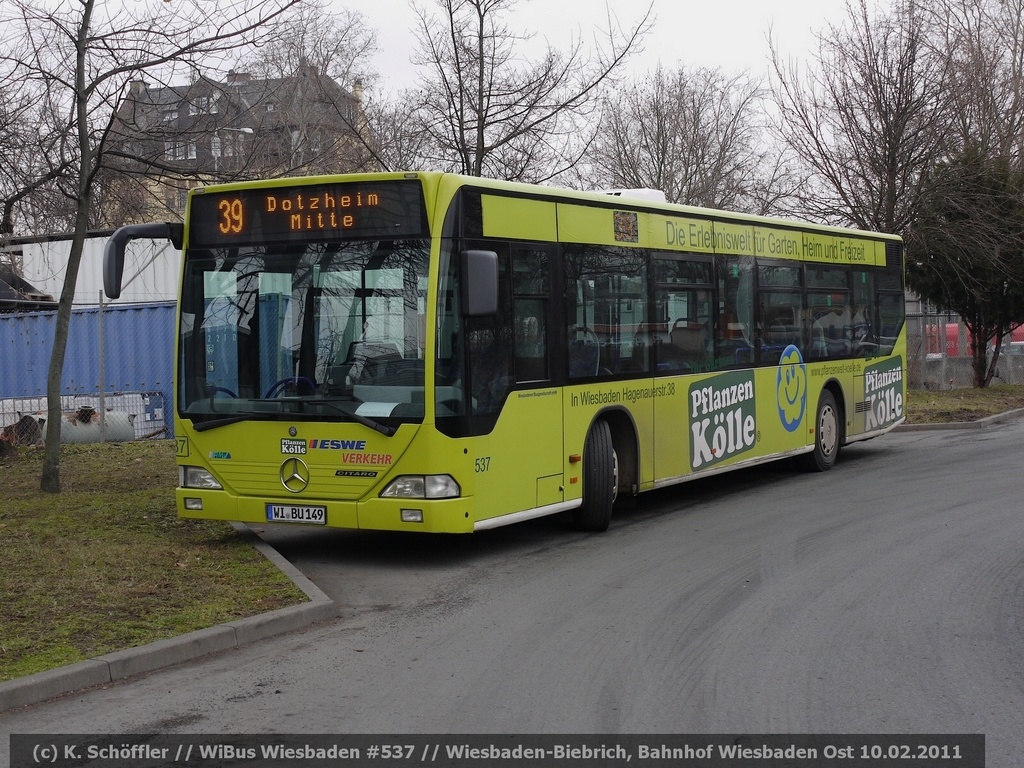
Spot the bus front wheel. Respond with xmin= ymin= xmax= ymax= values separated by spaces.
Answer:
xmin=573 ymin=419 xmax=618 ymax=532
xmin=801 ymin=389 xmax=841 ymax=472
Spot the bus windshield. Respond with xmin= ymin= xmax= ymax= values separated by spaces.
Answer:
xmin=178 ymin=238 xmax=430 ymax=429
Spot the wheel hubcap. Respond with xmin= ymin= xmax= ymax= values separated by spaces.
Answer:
xmin=819 ymin=405 xmax=838 ymax=457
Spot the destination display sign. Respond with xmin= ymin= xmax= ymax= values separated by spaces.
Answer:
xmin=188 ymin=179 xmax=428 ymax=247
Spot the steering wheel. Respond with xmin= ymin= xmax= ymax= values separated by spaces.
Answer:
xmin=208 ymin=386 xmax=238 ymax=398
xmin=264 ymin=376 xmax=316 ymax=398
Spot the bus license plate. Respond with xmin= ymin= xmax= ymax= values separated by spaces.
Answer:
xmin=266 ymin=504 xmax=327 ymax=524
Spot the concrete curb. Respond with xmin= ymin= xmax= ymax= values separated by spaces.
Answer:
xmin=895 ymin=406 xmax=1024 ymax=431
xmin=0 ymin=523 xmax=336 ymax=713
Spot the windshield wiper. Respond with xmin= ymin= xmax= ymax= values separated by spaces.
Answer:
xmin=303 ymin=397 xmax=397 ymax=436
xmin=192 ymin=413 xmax=263 ymax=432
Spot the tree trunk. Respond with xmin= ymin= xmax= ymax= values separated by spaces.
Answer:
xmin=40 ymin=0 xmax=95 ymax=493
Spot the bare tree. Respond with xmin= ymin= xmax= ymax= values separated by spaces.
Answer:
xmin=0 ymin=0 xmax=301 ymax=492
xmin=241 ymin=0 xmax=378 ymax=88
xmin=0 ymin=79 xmax=74 ymax=236
xmin=776 ymin=0 xmax=1024 ymax=387
xmin=905 ymin=0 xmax=1024 ymax=386
xmin=926 ymin=0 xmax=1024 ymax=161
xmin=907 ymin=150 xmax=1024 ymax=386
xmin=584 ymin=64 xmax=791 ymax=214
xmin=405 ymin=0 xmax=652 ymax=181
xmin=360 ymin=92 xmax=434 ymax=171
xmin=769 ymin=0 xmax=949 ymax=231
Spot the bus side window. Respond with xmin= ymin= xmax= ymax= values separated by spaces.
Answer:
xmin=805 ymin=267 xmax=851 ymax=360
xmin=564 ymin=244 xmax=648 ymax=379
xmin=760 ymin=298 xmax=802 ymax=362
xmin=717 ymin=255 xmax=754 ymax=366
xmin=877 ymin=291 xmax=903 ymax=355
xmin=512 ymin=247 xmax=551 ymax=383
xmin=652 ymin=255 xmax=711 ymax=373
xmin=515 ymin=304 xmax=547 ymax=382
xmin=852 ymin=269 xmax=877 ymax=355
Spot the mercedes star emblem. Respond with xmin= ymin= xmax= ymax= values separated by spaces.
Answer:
xmin=280 ymin=457 xmax=310 ymax=493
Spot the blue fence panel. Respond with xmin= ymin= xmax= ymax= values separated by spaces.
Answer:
xmin=0 ymin=302 xmax=175 ymax=438
xmin=0 ymin=309 xmax=51 ymax=397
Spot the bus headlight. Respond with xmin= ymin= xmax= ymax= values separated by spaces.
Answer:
xmin=179 ymin=465 xmax=223 ymax=490
xmin=381 ymin=474 xmax=460 ymax=499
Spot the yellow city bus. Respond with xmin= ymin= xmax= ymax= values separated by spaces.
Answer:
xmin=104 ymin=171 xmax=905 ymax=533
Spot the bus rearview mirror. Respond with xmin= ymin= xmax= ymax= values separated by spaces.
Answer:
xmin=103 ymin=223 xmax=183 ymax=299
xmin=460 ymin=249 xmax=498 ymax=316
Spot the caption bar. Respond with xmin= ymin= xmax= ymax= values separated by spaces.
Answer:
xmin=10 ymin=734 xmax=985 ymax=768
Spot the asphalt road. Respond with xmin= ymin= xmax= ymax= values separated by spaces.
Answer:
xmin=2 ymin=421 xmax=1022 ymax=765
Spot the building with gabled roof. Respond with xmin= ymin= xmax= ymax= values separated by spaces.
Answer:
xmin=102 ymin=62 xmax=376 ymax=225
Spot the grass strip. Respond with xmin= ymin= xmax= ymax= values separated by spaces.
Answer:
xmin=0 ymin=440 xmax=306 ymax=682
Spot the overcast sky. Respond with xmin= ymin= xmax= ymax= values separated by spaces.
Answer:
xmin=353 ymin=0 xmax=853 ymax=92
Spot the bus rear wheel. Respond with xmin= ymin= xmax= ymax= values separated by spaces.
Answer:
xmin=573 ymin=419 xmax=617 ymax=532
xmin=801 ymin=389 xmax=841 ymax=472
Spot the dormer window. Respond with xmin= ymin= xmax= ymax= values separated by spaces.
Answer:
xmin=188 ymin=96 xmax=218 ymax=115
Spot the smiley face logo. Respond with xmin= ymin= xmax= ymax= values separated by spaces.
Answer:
xmin=777 ymin=344 xmax=807 ymax=432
